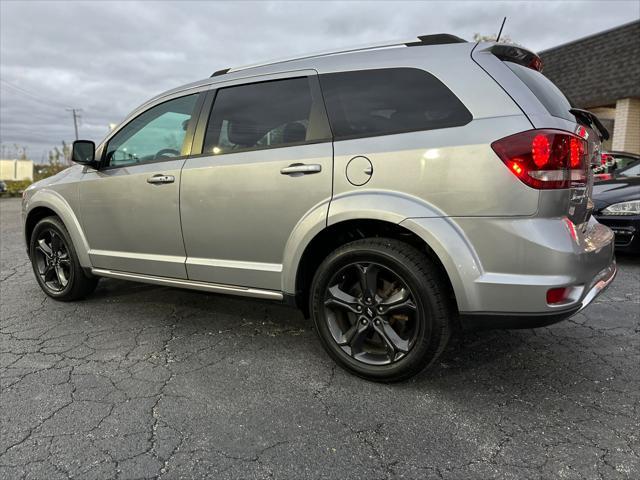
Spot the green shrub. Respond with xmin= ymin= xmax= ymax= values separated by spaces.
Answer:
xmin=34 ymin=164 xmax=68 ymax=182
xmin=3 ymin=179 xmax=32 ymax=197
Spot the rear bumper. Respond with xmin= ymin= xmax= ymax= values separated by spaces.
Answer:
xmin=403 ymin=215 xmax=616 ymax=321
xmin=460 ymin=260 xmax=617 ymax=330
xmin=593 ymin=214 xmax=640 ymax=254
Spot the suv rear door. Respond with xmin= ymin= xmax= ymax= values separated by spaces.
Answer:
xmin=180 ymin=72 xmax=332 ymax=290
xmin=472 ymin=44 xmax=601 ymax=227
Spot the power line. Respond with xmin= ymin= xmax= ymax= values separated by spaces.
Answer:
xmin=0 ymin=79 xmax=72 ymax=109
xmin=1 ymin=79 xmax=83 ymax=140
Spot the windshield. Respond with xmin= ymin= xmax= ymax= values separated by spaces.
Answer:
xmin=619 ymin=161 xmax=640 ymax=177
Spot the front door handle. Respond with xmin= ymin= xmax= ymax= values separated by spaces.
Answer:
xmin=280 ymin=163 xmax=322 ymax=176
xmin=147 ymin=174 xmax=175 ymax=185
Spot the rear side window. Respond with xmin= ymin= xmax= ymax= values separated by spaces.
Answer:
xmin=203 ymin=77 xmax=330 ymax=155
xmin=506 ymin=63 xmax=574 ymax=121
xmin=319 ymin=68 xmax=472 ymax=140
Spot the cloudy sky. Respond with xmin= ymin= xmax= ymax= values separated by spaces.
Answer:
xmin=1 ymin=0 xmax=638 ymax=162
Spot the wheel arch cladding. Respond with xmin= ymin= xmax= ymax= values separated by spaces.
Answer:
xmin=291 ymin=218 xmax=458 ymax=318
xmin=400 ymin=217 xmax=484 ymax=312
xmin=25 ymin=206 xmax=57 ymax=247
xmin=25 ymin=190 xmax=92 ymax=268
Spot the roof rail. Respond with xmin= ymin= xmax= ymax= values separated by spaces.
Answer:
xmin=211 ymin=68 xmax=230 ymax=77
xmin=210 ymin=33 xmax=467 ymax=77
xmin=406 ymin=34 xmax=467 ymax=46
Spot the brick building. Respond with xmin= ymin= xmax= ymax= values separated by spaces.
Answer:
xmin=540 ymin=20 xmax=640 ymax=154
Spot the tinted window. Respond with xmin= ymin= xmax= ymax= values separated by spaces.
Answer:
xmin=619 ymin=161 xmax=640 ymax=177
xmin=613 ymin=154 xmax=640 ymax=170
xmin=203 ymin=77 xmax=329 ymax=155
xmin=319 ymin=68 xmax=472 ymax=140
xmin=105 ymin=94 xmax=198 ymax=167
xmin=507 ymin=63 xmax=574 ymax=121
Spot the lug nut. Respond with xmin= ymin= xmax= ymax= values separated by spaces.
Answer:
xmin=361 ymin=319 xmax=368 ymax=325
xmin=377 ymin=306 xmax=383 ymax=312
xmin=374 ymin=319 xmax=381 ymax=325
xmin=357 ymin=305 xmax=362 ymax=311
xmin=366 ymin=297 xmax=372 ymax=303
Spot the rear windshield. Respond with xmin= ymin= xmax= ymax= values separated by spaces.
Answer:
xmin=319 ymin=68 xmax=472 ymax=140
xmin=506 ymin=62 xmax=574 ymax=121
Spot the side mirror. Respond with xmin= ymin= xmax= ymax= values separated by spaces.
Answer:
xmin=72 ymin=140 xmax=96 ymax=165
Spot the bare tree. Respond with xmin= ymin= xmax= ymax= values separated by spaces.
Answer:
xmin=0 ymin=143 xmax=29 ymax=159
xmin=48 ymin=141 xmax=72 ymax=165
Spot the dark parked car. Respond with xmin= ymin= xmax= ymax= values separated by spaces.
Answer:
xmin=593 ymin=160 xmax=640 ymax=253
xmin=0 ymin=180 xmax=6 ymax=193
xmin=594 ymin=151 xmax=640 ymax=181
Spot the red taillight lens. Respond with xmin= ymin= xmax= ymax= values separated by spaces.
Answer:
xmin=569 ymin=138 xmax=583 ymax=168
xmin=532 ymin=134 xmax=551 ymax=167
xmin=547 ymin=287 xmax=570 ymax=305
xmin=595 ymin=173 xmax=612 ymax=182
xmin=528 ymin=56 xmax=543 ymax=72
xmin=600 ymin=153 xmax=612 ymax=165
xmin=491 ymin=129 xmax=588 ymax=189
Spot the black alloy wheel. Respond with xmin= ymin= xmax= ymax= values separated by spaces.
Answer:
xmin=311 ymin=238 xmax=451 ymax=382
xmin=29 ymin=216 xmax=98 ymax=301
xmin=33 ymin=228 xmax=73 ymax=293
xmin=323 ymin=261 xmax=419 ymax=366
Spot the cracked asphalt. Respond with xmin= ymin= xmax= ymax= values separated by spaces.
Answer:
xmin=1 ymin=198 xmax=639 ymax=479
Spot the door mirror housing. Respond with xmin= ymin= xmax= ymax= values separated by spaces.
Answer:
xmin=72 ymin=140 xmax=96 ymax=165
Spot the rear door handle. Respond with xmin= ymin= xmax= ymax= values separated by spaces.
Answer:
xmin=147 ymin=174 xmax=175 ymax=184
xmin=280 ymin=163 xmax=322 ymax=176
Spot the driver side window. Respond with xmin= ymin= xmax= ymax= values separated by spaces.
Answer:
xmin=105 ymin=94 xmax=198 ymax=167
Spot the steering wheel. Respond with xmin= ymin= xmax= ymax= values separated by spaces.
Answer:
xmin=154 ymin=148 xmax=181 ymax=160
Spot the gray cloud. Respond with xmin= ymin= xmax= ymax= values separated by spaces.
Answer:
xmin=1 ymin=0 xmax=638 ymax=161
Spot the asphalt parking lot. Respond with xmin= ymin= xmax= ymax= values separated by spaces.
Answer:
xmin=1 ymin=197 xmax=639 ymax=479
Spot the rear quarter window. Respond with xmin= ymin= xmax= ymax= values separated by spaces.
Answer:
xmin=319 ymin=67 xmax=472 ymax=140
xmin=506 ymin=62 xmax=574 ymax=121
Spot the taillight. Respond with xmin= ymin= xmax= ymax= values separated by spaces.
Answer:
xmin=491 ymin=129 xmax=588 ymax=189
xmin=491 ymin=45 xmax=544 ymax=72
xmin=528 ymin=56 xmax=543 ymax=72
xmin=547 ymin=288 xmax=570 ymax=305
xmin=595 ymin=173 xmax=612 ymax=182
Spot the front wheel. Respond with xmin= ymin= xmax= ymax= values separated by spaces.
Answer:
xmin=310 ymin=238 xmax=451 ymax=382
xmin=29 ymin=216 xmax=98 ymax=301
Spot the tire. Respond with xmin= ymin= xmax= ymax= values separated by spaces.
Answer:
xmin=29 ymin=216 xmax=98 ymax=301
xmin=310 ymin=238 xmax=451 ymax=382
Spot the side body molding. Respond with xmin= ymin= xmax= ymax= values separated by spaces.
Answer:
xmin=25 ymin=189 xmax=93 ymax=268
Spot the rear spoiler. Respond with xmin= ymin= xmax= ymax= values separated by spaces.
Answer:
xmin=490 ymin=44 xmax=543 ymax=72
xmin=570 ymin=108 xmax=610 ymax=141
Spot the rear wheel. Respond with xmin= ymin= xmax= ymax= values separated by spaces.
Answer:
xmin=310 ymin=238 xmax=451 ymax=382
xmin=29 ymin=216 xmax=98 ymax=301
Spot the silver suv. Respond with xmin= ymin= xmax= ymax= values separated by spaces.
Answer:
xmin=22 ymin=35 xmax=616 ymax=381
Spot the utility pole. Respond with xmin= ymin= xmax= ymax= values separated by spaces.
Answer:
xmin=66 ymin=108 xmax=82 ymax=140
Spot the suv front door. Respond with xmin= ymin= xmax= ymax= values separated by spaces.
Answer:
xmin=180 ymin=73 xmax=333 ymax=290
xmin=79 ymin=93 xmax=201 ymax=278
